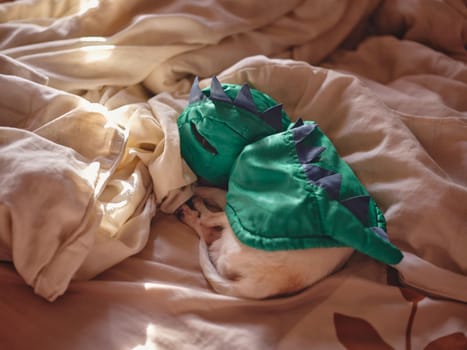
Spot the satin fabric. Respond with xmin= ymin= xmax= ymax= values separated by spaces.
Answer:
xmin=226 ymin=121 xmax=403 ymax=264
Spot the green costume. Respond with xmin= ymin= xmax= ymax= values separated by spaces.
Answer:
xmin=178 ymin=77 xmax=403 ymax=265
xmin=226 ymin=119 xmax=402 ymax=264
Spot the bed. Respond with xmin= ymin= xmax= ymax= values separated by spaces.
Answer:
xmin=0 ymin=0 xmax=466 ymax=349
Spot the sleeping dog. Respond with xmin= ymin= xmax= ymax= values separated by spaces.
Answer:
xmin=175 ymin=77 xmax=401 ymax=299
xmin=176 ymin=186 xmax=354 ymax=299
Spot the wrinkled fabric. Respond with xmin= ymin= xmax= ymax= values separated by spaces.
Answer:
xmin=0 ymin=0 xmax=466 ymax=349
xmin=0 ymin=62 xmax=196 ymax=300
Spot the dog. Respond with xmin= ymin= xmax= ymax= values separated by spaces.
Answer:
xmin=176 ymin=186 xmax=354 ymax=299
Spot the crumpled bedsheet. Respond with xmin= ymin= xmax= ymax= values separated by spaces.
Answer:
xmin=0 ymin=62 xmax=197 ymax=300
xmin=0 ymin=0 xmax=466 ymax=348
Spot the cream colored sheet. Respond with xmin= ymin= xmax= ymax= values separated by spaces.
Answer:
xmin=0 ymin=0 xmax=466 ymax=349
xmin=0 ymin=63 xmax=197 ymax=301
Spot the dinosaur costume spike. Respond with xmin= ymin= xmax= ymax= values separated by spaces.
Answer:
xmin=341 ymin=196 xmax=371 ymax=226
xmin=297 ymin=146 xmax=325 ymax=164
xmin=188 ymin=76 xmax=205 ymax=104
xmin=292 ymin=118 xmax=304 ymax=128
xmin=234 ymin=84 xmax=258 ymax=113
xmin=303 ymin=164 xmax=335 ymax=182
xmin=261 ymin=104 xmax=283 ymax=131
xmin=210 ymin=76 xmax=232 ymax=103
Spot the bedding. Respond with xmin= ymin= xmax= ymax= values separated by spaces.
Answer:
xmin=0 ymin=0 xmax=466 ymax=349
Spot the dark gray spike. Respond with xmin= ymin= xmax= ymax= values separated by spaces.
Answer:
xmin=316 ymin=173 xmax=342 ymax=200
xmin=233 ymin=84 xmax=258 ymax=114
xmin=261 ymin=104 xmax=283 ymax=131
xmin=188 ymin=76 xmax=205 ymax=104
xmin=210 ymin=76 xmax=232 ymax=103
xmin=341 ymin=195 xmax=371 ymax=226
xmin=303 ymin=164 xmax=334 ymax=182
xmin=297 ymin=146 xmax=325 ymax=164
xmin=292 ymin=122 xmax=317 ymax=143
xmin=292 ymin=118 xmax=304 ymax=128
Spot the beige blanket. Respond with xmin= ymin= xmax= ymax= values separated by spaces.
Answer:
xmin=0 ymin=0 xmax=466 ymax=349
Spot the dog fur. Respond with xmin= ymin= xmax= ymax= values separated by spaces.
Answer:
xmin=177 ymin=186 xmax=354 ymax=299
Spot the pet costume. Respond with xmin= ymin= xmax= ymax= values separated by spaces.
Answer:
xmin=177 ymin=77 xmax=290 ymax=187
xmin=178 ymin=77 xmax=403 ymax=265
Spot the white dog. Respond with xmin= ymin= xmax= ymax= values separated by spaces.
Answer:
xmin=177 ymin=186 xmax=354 ymax=299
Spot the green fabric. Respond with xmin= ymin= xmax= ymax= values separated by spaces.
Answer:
xmin=226 ymin=121 xmax=403 ymax=265
xmin=177 ymin=80 xmax=291 ymax=187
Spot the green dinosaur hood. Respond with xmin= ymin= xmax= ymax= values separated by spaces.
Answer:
xmin=177 ymin=77 xmax=291 ymax=187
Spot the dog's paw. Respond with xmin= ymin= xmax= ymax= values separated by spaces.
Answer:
xmin=175 ymin=204 xmax=200 ymax=227
xmin=176 ymin=198 xmax=226 ymax=245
